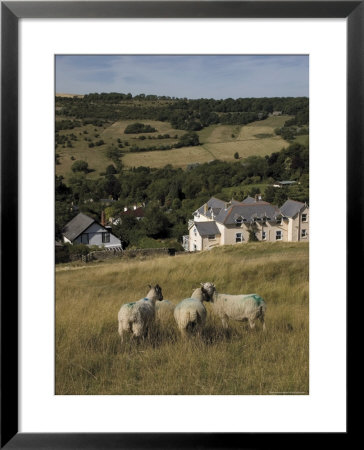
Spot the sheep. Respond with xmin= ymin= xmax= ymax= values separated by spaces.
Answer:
xmin=202 ymin=282 xmax=266 ymax=331
xmin=173 ymin=286 xmax=212 ymax=338
xmin=155 ymin=300 xmax=175 ymax=323
xmin=117 ymin=284 xmax=163 ymax=343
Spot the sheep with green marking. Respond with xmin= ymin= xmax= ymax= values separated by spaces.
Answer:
xmin=202 ymin=282 xmax=267 ymax=331
xmin=117 ymin=284 xmax=163 ymax=343
xmin=173 ymin=286 xmax=212 ymax=338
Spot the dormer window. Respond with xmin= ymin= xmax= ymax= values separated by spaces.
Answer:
xmin=276 ymin=217 xmax=283 ymax=225
xmin=235 ymin=217 xmax=243 ymax=226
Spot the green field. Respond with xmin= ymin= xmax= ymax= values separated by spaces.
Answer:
xmin=56 ymin=242 xmax=309 ymax=395
xmin=55 ymin=116 xmax=297 ymax=177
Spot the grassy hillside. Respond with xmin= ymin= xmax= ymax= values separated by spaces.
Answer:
xmin=55 ymin=116 xmax=294 ymax=178
xmin=56 ymin=242 xmax=309 ymax=395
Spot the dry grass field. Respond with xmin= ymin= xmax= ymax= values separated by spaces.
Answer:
xmin=56 ymin=242 xmax=309 ymax=395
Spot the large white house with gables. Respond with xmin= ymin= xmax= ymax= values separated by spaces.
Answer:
xmin=184 ymin=196 xmax=309 ymax=252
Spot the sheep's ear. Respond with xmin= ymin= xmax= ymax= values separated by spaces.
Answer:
xmin=147 ymin=284 xmax=152 ymax=288
xmin=200 ymin=282 xmax=204 ymax=286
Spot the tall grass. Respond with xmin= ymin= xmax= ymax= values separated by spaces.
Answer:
xmin=56 ymin=242 xmax=309 ymax=395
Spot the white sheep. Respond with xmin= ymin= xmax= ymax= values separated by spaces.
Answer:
xmin=118 ymin=284 xmax=163 ymax=343
xmin=202 ymin=282 xmax=266 ymax=331
xmin=173 ymin=286 xmax=211 ymax=337
xmin=155 ymin=300 xmax=175 ymax=323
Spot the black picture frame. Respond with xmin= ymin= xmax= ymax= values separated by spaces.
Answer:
xmin=1 ymin=1 xmax=357 ymax=448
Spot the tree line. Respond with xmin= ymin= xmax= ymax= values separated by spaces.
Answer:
xmin=56 ymin=94 xmax=308 ymax=131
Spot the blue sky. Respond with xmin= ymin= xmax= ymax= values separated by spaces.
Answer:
xmin=55 ymin=55 xmax=309 ymax=98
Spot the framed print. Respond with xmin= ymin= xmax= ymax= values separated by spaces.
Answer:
xmin=1 ymin=1 xmax=358 ymax=448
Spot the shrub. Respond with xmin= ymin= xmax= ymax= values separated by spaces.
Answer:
xmin=71 ymin=160 xmax=89 ymax=173
xmin=124 ymin=123 xmax=157 ymax=134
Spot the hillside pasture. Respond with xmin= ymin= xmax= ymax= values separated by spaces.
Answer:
xmin=56 ymin=116 xmax=293 ymax=174
xmin=56 ymin=242 xmax=309 ymax=395
xmin=122 ymin=116 xmax=292 ymax=168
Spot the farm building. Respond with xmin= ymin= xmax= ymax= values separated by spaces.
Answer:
xmin=184 ymin=196 xmax=309 ymax=251
xmin=62 ymin=212 xmax=122 ymax=249
xmin=273 ymin=180 xmax=298 ymax=188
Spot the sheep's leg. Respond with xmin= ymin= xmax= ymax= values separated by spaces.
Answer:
xmin=180 ymin=327 xmax=189 ymax=339
xmin=119 ymin=329 xmax=125 ymax=344
xmin=260 ymin=316 xmax=266 ymax=332
xmin=221 ymin=316 xmax=229 ymax=329
xmin=118 ymin=321 xmax=125 ymax=344
xmin=248 ymin=319 xmax=256 ymax=330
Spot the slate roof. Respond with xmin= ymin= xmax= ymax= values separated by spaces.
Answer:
xmin=280 ymin=199 xmax=306 ymax=218
xmin=196 ymin=197 xmax=226 ymax=219
xmin=241 ymin=196 xmax=256 ymax=204
xmin=278 ymin=180 xmax=297 ymax=185
xmin=195 ymin=196 xmax=304 ymax=225
xmin=215 ymin=202 xmax=280 ymax=225
xmin=194 ymin=221 xmax=221 ymax=236
xmin=62 ymin=213 xmax=95 ymax=241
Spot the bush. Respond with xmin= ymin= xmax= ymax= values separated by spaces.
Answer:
xmin=124 ymin=123 xmax=157 ymax=134
xmin=71 ymin=160 xmax=89 ymax=173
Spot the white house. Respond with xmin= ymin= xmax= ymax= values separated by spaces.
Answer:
xmin=62 ymin=213 xmax=122 ymax=249
xmin=184 ymin=196 xmax=309 ymax=251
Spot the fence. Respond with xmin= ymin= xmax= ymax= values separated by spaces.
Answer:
xmin=79 ymin=247 xmax=175 ymax=263
xmin=56 ymin=246 xmax=177 ymax=264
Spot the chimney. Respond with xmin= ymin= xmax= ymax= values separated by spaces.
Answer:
xmin=255 ymin=194 xmax=262 ymax=202
xmin=101 ymin=210 xmax=106 ymax=226
xmin=203 ymin=203 xmax=208 ymax=214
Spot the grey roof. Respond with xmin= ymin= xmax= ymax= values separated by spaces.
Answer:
xmin=194 ymin=196 xmax=308 ymax=226
xmin=280 ymin=199 xmax=306 ymax=218
xmin=241 ymin=196 xmax=256 ymax=204
xmin=62 ymin=213 xmax=95 ymax=241
xmin=194 ymin=221 xmax=221 ymax=236
xmin=196 ymin=197 xmax=226 ymax=218
xmin=278 ymin=180 xmax=297 ymax=185
xmin=215 ymin=201 xmax=280 ymax=225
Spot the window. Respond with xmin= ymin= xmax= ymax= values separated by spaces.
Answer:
xmin=276 ymin=230 xmax=282 ymax=240
xmin=302 ymin=213 xmax=307 ymax=222
xmin=102 ymin=232 xmax=110 ymax=243
xmin=276 ymin=217 xmax=283 ymax=225
xmin=236 ymin=233 xmax=243 ymax=243
xmin=301 ymin=229 xmax=307 ymax=238
xmin=81 ymin=234 xmax=89 ymax=244
xmin=193 ymin=227 xmax=197 ymax=236
xmin=208 ymin=235 xmax=215 ymax=240
xmin=235 ymin=217 xmax=243 ymax=226
xmin=262 ymin=231 xmax=267 ymax=240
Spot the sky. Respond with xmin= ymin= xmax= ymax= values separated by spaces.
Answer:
xmin=55 ymin=55 xmax=309 ymax=99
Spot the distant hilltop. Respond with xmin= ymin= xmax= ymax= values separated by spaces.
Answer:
xmin=56 ymin=93 xmax=84 ymax=98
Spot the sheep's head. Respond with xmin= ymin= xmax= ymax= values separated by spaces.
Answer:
xmin=201 ymin=282 xmax=216 ymax=300
xmin=200 ymin=286 xmax=211 ymax=302
xmin=153 ymin=284 xmax=163 ymax=301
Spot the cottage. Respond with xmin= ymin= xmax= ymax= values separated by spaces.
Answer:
xmin=185 ymin=196 xmax=309 ymax=251
xmin=62 ymin=213 xmax=122 ymax=249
